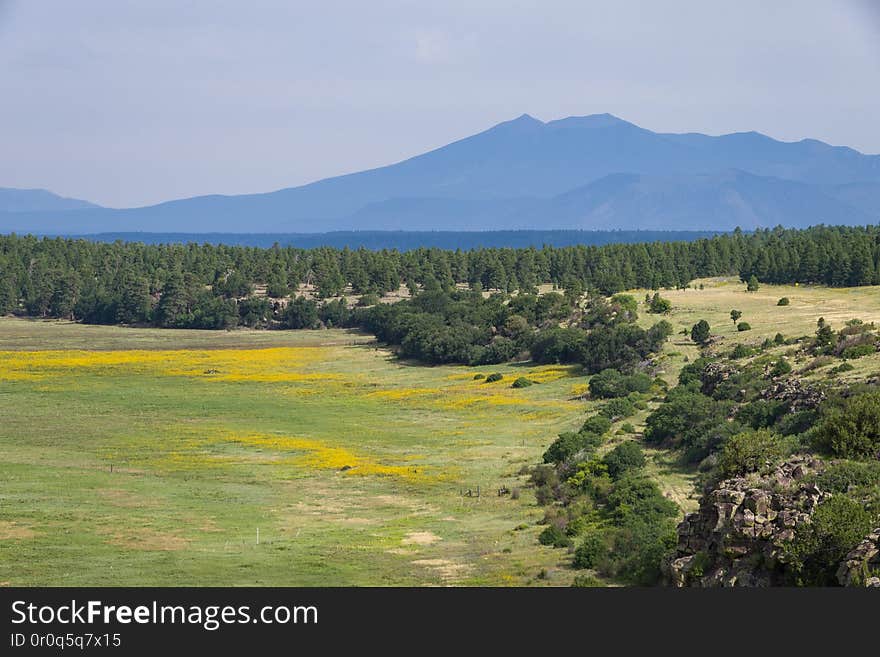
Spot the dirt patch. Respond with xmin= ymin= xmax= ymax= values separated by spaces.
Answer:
xmin=100 ymin=527 xmax=190 ymax=551
xmin=0 ymin=521 xmax=36 ymax=540
xmin=412 ymin=558 xmax=472 ymax=582
xmin=338 ymin=517 xmax=375 ymax=526
xmin=372 ymin=495 xmax=438 ymax=514
xmin=402 ymin=531 xmax=440 ymax=546
xmin=98 ymin=488 xmax=158 ymax=509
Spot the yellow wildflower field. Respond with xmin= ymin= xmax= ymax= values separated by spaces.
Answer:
xmin=0 ymin=321 xmax=586 ymax=586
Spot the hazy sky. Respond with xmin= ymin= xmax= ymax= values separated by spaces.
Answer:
xmin=2 ymin=1 xmax=878 ymax=207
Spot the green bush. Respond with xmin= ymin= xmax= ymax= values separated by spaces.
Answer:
xmin=737 ymin=322 xmax=752 ymax=332
xmin=730 ymin=344 xmax=753 ymax=359
xmin=774 ymin=332 xmax=785 ymax=345
xmin=572 ymin=531 xmax=608 ymax=569
xmin=571 ymin=573 xmax=604 ymax=587
xmin=580 ymin=415 xmax=612 ymax=436
xmin=814 ymin=391 xmax=880 ymax=459
xmin=357 ymin=293 xmax=381 ymax=307
xmin=644 ymin=386 xmax=736 ymax=463
xmin=783 ymin=496 xmax=875 ymax=586
xmin=607 ymin=515 xmax=678 ymax=585
xmin=777 ymin=297 xmax=790 ymax=306
xmin=770 ymin=358 xmax=792 ymax=377
xmin=485 ymin=372 xmax=504 ymax=383
xmin=691 ymin=319 xmax=711 ymax=345
xmin=842 ymin=344 xmax=876 ymax=360
xmin=599 ymin=397 xmax=636 ymax=420
xmin=620 ymin=422 xmax=636 ymax=434
xmin=472 ymin=373 xmax=485 ymax=380
xmin=538 ymin=524 xmax=572 ymax=548
xmin=647 ymin=292 xmax=672 ymax=314
xmin=589 ymin=369 xmax=653 ymax=399
xmin=511 ymin=377 xmax=534 ymax=388
xmin=717 ymin=429 xmax=785 ymax=478
xmin=602 ymin=442 xmax=646 ymax=479
xmin=542 ymin=430 xmax=604 ymax=464
xmin=817 ymin=461 xmax=880 ymax=494
xmin=746 ymin=275 xmax=760 ymax=292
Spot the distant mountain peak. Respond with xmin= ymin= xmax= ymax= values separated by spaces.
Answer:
xmin=490 ymin=113 xmax=544 ymax=131
xmin=547 ymin=113 xmax=631 ymax=129
xmin=3 ymin=112 xmax=878 ymax=235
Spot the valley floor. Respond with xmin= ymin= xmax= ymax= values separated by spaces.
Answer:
xmin=2 ymin=277 xmax=879 ymax=586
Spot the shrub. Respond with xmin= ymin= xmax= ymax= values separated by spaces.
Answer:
xmin=580 ymin=415 xmax=612 ymax=436
xmin=746 ymin=275 xmax=760 ymax=292
xmin=770 ymin=358 xmax=792 ymax=377
xmin=647 ymin=293 xmax=672 ymax=314
xmin=691 ymin=320 xmax=711 ymax=345
xmin=777 ymin=297 xmax=790 ymax=306
xmin=737 ymin=322 xmax=752 ymax=332
xmin=730 ymin=344 xmax=753 ymax=360
xmin=599 ymin=397 xmax=635 ymax=420
xmin=572 ymin=531 xmax=608 ymax=569
xmin=644 ymin=387 xmax=737 ymax=463
xmin=817 ymin=461 xmax=880 ymax=494
xmin=783 ymin=496 xmax=875 ymax=586
xmin=472 ymin=373 xmax=485 ymax=380
xmin=842 ymin=344 xmax=876 ymax=360
xmin=717 ymin=429 xmax=785 ymax=478
xmin=543 ymin=430 xmax=604 ymax=464
xmin=831 ymin=362 xmax=855 ymax=374
xmin=602 ymin=442 xmax=646 ymax=479
xmin=571 ymin=573 xmax=604 ymax=587
xmin=774 ymin=332 xmax=785 ymax=345
xmin=511 ymin=377 xmax=534 ymax=388
xmin=357 ymin=293 xmax=381 ymax=307
xmin=620 ymin=422 xmax=636 ymax=434
xmin=538 ymin=524 xmax=572 ymax=548
xmin=589 ymin=368 xmax=653 ymax=399
xmin=813 ymin=391 xmax=880 ymax=459
xmin=484 ymin=372 xmax=503 ymax=383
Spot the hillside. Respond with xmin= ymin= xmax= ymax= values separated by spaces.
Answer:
xmin=0 ymin=187 xmax=99 ymax=213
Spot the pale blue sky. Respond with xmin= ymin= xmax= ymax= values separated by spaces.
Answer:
xmin=1 ymin=0 xmax=878 ymax=207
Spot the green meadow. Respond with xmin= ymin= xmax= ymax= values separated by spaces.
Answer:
xmin=0 ymin=320 xmax=587 ymax=586
xmin=2 ymin=278 xmax=879 ymax=586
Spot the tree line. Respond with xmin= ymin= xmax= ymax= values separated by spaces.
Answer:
xmin=1 ymin=224 xmax=878 ymax=328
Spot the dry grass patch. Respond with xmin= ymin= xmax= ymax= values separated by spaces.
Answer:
xmin=99 ymin=527 xmax=190 ymax=551
xmin=402 ymin=531 xmax=441 ymax=546
xmin=0 ymin=521 xmax=37 ymax=540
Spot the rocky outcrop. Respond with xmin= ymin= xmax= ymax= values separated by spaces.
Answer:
xmin=668 ymin=457 xmax=830 ymax=587
xmin=761 ymin=378 xmax=825 ymax=412
xmin=700 ymin=361 xmax=736 ymax=396
xmin=837 ymin=528 xmax=880 ymax=587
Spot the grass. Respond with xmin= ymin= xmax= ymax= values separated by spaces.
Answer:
xmin=3 ymin=278 xmax=879 ymax=586
xmin=0 ymin=319 xmax=587 ymax=586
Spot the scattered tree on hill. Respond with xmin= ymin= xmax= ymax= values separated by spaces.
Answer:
xmin=691 ymin=319 xmax=711 ymax=345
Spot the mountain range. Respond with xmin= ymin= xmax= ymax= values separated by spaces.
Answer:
xmin=3 ymin=113 xmax=879 ymax=234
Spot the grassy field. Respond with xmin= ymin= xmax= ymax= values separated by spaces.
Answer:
xmin=0 ymin=319 xmax=590 ymax=586
xmin=2 ymin=278 xmax=879 ymax=586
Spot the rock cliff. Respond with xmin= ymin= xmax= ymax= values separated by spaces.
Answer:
xmin=668 ymin=457 xmax=830 ymax=586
